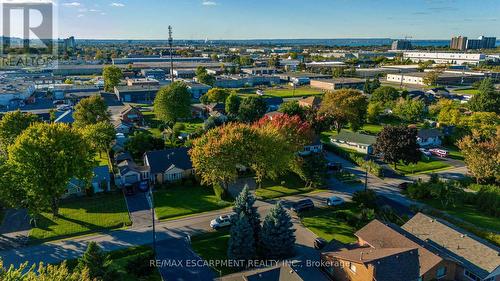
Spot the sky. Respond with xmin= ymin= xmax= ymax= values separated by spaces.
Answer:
xmin=4 ymin=0 xmax=500 ymax=40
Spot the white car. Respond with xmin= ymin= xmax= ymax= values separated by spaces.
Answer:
xmin=210 ymin=214 xmax=234 ymax=230
xmin=326 ymin=196 xmax=345 ymax=207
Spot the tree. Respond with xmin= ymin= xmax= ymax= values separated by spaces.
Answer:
xmin=200 ymin=88 xmax=231 ymax=104
xmin=190 ymin=123 xmax=257 ymax=190
xmin=225 ymin=93 xmax=241 ymax=116
xmin=7 ymin=123 xmax=94 ymax=216
xmin=0 ymin=260 xmax=92 ymax=281
xmin=259 ymin=202 xmax=296 ymax=259
xmin=291 ymin=154 xmax=328 ymax=188
xmin=367 ymin=102 xmax=384 ymax=124
xmin=371 ymin=86 xmax=400 ymax=105
xmin=227 ymin=213 xmax=256 ymax=262
xmin=268 ymin=56 xmax=280 ymax=69
xmin=238 ymin=96 xmax=268 ymax=123
xmin=77 ymin=242 xmax=116 ymax=280
xmin=278 ymin=100 xmax=306 ymax=119
xmin=423 ymin=71 xmax=440 ymax=86
xmin=81 ymin=121 xmax=116 ymax=156
xmin=154 ymin=81 xmax=192 ymax=123
xmin=393 ymin=98 xmax=425 ymax=123
xmin=374 ymin=126 xmax=420 ymax=169
xmin=0 ymin=110 xmax=38 ymax=154
xmin=124 ymin=131 xmax=165 ymax=159
xmin=195 ymin=66 xmax=215 ymax=86
xmin=233 ymin=186 xmax=261 ymax=244
xmin=319 ymin=89 xmax=368 ymax=132
xmin=363 ymin=78 xmax=381 ymax=95
xmin=468 ymin=78 xmax=500 ymax=113
xmin=102 ymin=65 xmax=122 ymax=92
xmin=458 ymin=131 xmax=499 ymax=184
xmin=73 ymin=95 xmax=110 ymax=128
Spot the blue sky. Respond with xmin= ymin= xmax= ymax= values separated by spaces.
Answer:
xmin=55 ymin=0 xmax=500 ymax=40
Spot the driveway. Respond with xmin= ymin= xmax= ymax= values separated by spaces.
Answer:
xmin=0 ymin=209 xmax=31 ymax=250
xmin=124 ymin=192 xmax=155 ymax=228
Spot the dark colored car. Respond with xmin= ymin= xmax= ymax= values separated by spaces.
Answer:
xmin=314 ymin=238 xmax=328 ymax=250
xmin=124 ymin=185 xmax=135 ymax=196
xmin=397 ymin=182 xmax=411 ymax=190
xmin=291 ymin=199 xmax=314 ymax=213
xmin=327 ymin=162 xmax=342 ymax=172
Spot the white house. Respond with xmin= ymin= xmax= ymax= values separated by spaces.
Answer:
xmin=417 ymin=129 xmax=443 ymax=147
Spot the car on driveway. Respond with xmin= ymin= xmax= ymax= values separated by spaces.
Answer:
xmin=327 ymin=162 xmax=342 ymax=172
xmin=291 ymin=199 xmax=314 ymax=213
xmin=397 ymin=182 xmax=412 ymax=190
xmin=210 ymin=214 xmax=235 ymax=230
xmin=326 ymin=196 xmax=345 ymax=207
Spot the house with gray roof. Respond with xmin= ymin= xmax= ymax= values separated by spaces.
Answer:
xmin=330 ymin=131 xmax=377 ymax=154
xmin=143 ymin=147 xmax=193 ymax=184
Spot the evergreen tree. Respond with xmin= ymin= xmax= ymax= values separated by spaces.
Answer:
xmin=260 ymin=202 xmax=296 ymax=259
xmin=233 ymin=186 xmax=261 ymax=243
xmin=77 ymin=242 xmax=115 ymax=280
xmin=227 ymin=213 xmax=256 ymax=262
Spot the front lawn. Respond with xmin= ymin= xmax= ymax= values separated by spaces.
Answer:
xmin=443 ymin=146 xmax=464 ymax=161
xmin=255 ymin=174 xmax=315 ymax=200
xmin=360 ymin=124 xmax=384 ymax=135
xmin=176 ymin=119 xmax=204 ymax=134
xmin=237 ymin=86 xmax=324 ymax=98
xmin=94 ymin=153 xmax=110 ymax=167
xmin=395 ymin=158 xmax=451 ymax=175
xmin=454 ymin=89 xmax=479 ymax=95
xmin=29 ymin=193 xmax=131 ymax=242
xmin=301 ymin=204 xmax=361 ymax=244
xmin=191 ymin=230 xmax=237 ymax=276
xmin=154 ymin=185 xmax=231 ymax=220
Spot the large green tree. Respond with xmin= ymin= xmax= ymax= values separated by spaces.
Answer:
xmin=319 ymin=89 xmax=368 ymax=132
xmin=195 ymin=66 xmax=215 ymax=86
xmin=227 ymin=213 xmax=256 ymax=262
xmin=0 ymin=110 xmax=38 ymax=154
xmin=374 ymin=126 xmax=420 ymax=169
xmin=154 ymin=81 xmax=192 ymax=123
xmin=278 ymin=100 xmax=306 ymax=119
xmin=238 ymin=96 xmax=268 ymax=123
xmin=81 ymin=121 xmax=116 ymax=156
xmin=393 ymin=98 xmax=425 ymax=123
xmin=259 ymin=202 xmax=296 ymax=259
xmin=73 ymin=95 xmax=110 ymax=128
xmin=77 ymin=242 xmax=117 ymax=281
xmin=124 ymin=131 xmax=165 ymax=159
xmin=225 ymin=93 xmax=241 ymax=116
xmin=458 ymin=131 xmax=499 ymax=184
xmin=468 ymin=78 xmax=500 ymax=113
xmin=103 ymin=65 xmax=123 ymax=92
xmin=7 ymin=123 xmax=94 ymax=216
xmin=371 ymin=86 xmax=400 ymax=105
xmin=233 ymin=186 xmax=261 ymax=244
xmin=200 ymin=88 xmax=231 ymax=104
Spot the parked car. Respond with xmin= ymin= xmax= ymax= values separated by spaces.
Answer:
xmin=327 ymin=162 xmax=342 ymax=172
xmin=429 ymin=148 xmax=449 ymax=158
xmin=210 ymin=213 xmax=235 ymax=230
xmin=326 ymin=196 xmax=345 ymax=207
xmin=291 ymin=199 xmax=314 ymax=213
xmin=397 ymin=182 xmax=411 ymax=190
xmin=419 ymin=148 xmax=432 ymax=157
xmin=314 ymin=238 xmax=328 ymax=250
xmin=57 ymin=104 xmax=72 ymax=112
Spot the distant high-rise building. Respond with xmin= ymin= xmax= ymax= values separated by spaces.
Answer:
xmin=450 ymin=36 xmax=467 ymax=50
xmin=478 ymin=36 xmax=496 ymax=49
xmin=466 ymin=38 xmax=482 ymax=50
xmin=391 ymin=40 xmax=412 ymax=50
xmin=63 ymin=36 xmax=76 ymax=50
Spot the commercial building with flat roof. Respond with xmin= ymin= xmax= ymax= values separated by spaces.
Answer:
xmin=386 ymin=71 xmax=483 ymax=86
xmin=403 ymin=52 xmax=486 ymax=65
xmin=310 ymin=78 xmax=365 ymax=91
xmin=450 ymin=36 xmax=467 ymax=51
xmin=0 ymin=79 xmax=36 ymax=107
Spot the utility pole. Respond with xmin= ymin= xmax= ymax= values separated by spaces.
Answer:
xmin=168 ymin=25 xmax=174 ymax=82
xmin=147 ymin=185 xmax=157 ymax=256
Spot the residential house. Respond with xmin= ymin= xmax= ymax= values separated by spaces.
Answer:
xmin=114 ymin=152 xmax=149 ymax=187
xmin=205 ymin=103 xmax=226 ymax=117
xmin=300 ymin=137 xmax=323 ymax=156
xmin=191 ymin=103 xmax=208 ymax=119
xmin=417 ymin=129 xmax=443 ymax=147
xmin=402 ymin=213 xmax=500 ymax=281
xmin=64 ymin=166 xmax=111 ymax=198
xmin=143 ymin=147 xmax=194 ymax=184
xmin=298 ymin=96 xmax=322 ymax=109
xmin=120 ymin=104 xmax=144 ymax=125
xmin=113 ymin=120 xmax=133 ymax=135
xmin=330 ymin=131 xmax=377 ymax=154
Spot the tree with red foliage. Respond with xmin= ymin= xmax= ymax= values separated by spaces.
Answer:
xmin=254 ymin=114 xmax=314 ymax=151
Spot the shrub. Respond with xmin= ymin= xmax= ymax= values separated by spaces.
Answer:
xmin=125 ymin=251 xmax=155 ymax=277
xmin=213 ymin=184 xmax=228 ymax=200
xmin=475 ymin=185 xmax=500 ymax=217
xmin=352 ymin=190 xmax=377 ymax=209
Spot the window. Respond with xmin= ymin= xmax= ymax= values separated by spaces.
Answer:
xmin=349 ymin=262 xmax=357 ymax=273
xmin=436 ymin=266 xmax=446 ymax=279
xmin=464 ymin=270 xmax=481 ymax=281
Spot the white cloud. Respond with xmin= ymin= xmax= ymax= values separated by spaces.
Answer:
xmin=202 ymin=1 xmax=217 ymax=6
xmin=110 ymin=2 xmax=124 ymax=7
xmin=62 ymin=1 xmax=81 ymax=7
xmin=77 ymin=14 xmax=84 ymax=17
xmin=0 ymin=0 xmax=54 ymax=3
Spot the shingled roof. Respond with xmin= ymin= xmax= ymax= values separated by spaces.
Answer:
xmin=144 ymin=147 xmax=192 ymax=174
xmin=402 ymin=213 xmax=500 ymax=279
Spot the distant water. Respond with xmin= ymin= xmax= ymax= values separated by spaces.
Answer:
xmin=78 ymin=38 xmax=500 ymax=48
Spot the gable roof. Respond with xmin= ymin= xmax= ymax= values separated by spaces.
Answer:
xmin=417 ymin=128 xmax=443 ymax=139
xmin=402 ymin=213 xmax=500 ymax=279
xmin=144 ymin=147 xmax=192 ymax=174
xmin=298 ymin=96 xmax=322 ymax=108
xmin=54 ymin=110 xmax=74 ymax=124
xmin=120 ymin=104 xmax=142 ymax=116
xmin=355 ymin=219 xmax=444 ymax=276
xmin=330 ymin=131 xmax=377 ymax=146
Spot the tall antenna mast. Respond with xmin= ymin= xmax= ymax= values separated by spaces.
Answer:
xmin=168 ymin=25 xmax=174 ymax=82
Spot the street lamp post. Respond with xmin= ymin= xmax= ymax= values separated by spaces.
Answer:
xmin=148 ymin=184 xmax=157 ymax=255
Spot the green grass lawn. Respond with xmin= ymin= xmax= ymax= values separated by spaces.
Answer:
xmin=424 ymin=199 xmax=500 ymax=233
xmin=454 ymin=89 xmax=479 ymax=95
xmin=359 ymin=124 xmax=384 ymax=135
xmin=191 ymin=230 xmax=238 ymax=276
xmin=301 ymin=204 xmax=360 ymax=244
xmin=443 ymin=145 xmax=464 ymax=161
xmin=176 ymin=119 xmax=204 ymax=134
xmin=154 ymin=185 xmax=231 ymax=220
xmin=94 ymin=153 xmax=110 ymax=167
xmin=255 ymin=174 xmax=316 ymax=200
xmin=29 ymin=193 xmax=131 ymax=242
xmin=237 ymin=86 xmax=324 ymax=98
xmin=395 ymin=158 xmax=451 ymax=175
